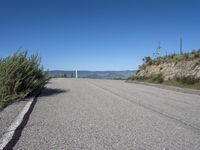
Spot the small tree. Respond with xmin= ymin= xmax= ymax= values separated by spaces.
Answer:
xmin=142 ymin=56 xmax=152 ymax=63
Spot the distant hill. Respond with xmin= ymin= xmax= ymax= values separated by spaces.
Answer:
xmin=47 ymin=70 xmax=136 ymax=79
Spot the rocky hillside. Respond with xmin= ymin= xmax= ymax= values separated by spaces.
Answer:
xmin=136 ymin=50 xmax=200 ymax=80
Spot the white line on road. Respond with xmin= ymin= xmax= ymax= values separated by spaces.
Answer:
xmin=0 ymin=98 xmax=34 ymax=150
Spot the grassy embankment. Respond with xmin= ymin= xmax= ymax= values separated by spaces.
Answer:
xmin=129 ymin=49 xmax=200 ymax=89
xmin=0 ymin=51 xmax=49 ymax=110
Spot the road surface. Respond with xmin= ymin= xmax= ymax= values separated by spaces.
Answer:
xmin=13 ymin=78 xmax=200 ymax=150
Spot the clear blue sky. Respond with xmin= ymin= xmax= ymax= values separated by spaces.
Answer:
xmin=0 ymin=0 xmax=199 ymax=70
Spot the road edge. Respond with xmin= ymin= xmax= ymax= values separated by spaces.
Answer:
xmin=126 ymin=80 xmax=200 ymax=96
xmin=0 ymin=90 xmax=41 ymax=150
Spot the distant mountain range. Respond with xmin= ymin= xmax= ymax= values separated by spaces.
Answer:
xmin=47 ymin=70 xmax=136 ymax=79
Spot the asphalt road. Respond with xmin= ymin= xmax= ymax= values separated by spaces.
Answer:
xmin=13 ymin=78 xmax=200 ymax=150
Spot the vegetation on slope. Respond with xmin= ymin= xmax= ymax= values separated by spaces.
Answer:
xmin=139 ymin=49 xmax=200 ymax=71
xmin=0 ymin=51 xmax=49 ymax=110
xmin=130 ymin=49 xmax=200 ymax=89
xmin=129 ymin=74 xmax=200 ymax=89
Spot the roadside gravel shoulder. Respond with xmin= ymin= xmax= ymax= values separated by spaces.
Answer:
xmin=0 ymin=100 xmax=27 ymax=137
xmin=126 ymin=80 xmax=200 ymax=96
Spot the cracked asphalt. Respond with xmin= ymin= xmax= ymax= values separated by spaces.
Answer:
xmin=13 ymin=78 xmax=200 ymax=150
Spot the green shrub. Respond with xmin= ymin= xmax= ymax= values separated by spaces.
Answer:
xmin=175 ymin=76 xmax=199 ymax=84
xmin=184 ymin=53 xmax=189 ymax=60
xmin=194 ymin=53 xmax=200 ymax=58
xmin=130 ymin=73 xmax=164 ymax=83
xmin=155 ymin=60 xmax=162 ymax=65
xmin=148 ymin=60 xmax=153 ymax=65
xmin=142 ymin=56 xmax=152 ymax=63
xmin=0 ymin=51 xmax=48 ymax=109
xmin=151 ymin=74 xmax=164 ymax=83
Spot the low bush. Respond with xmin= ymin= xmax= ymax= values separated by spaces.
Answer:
xmin=194 ymin=53 xmax=200 ymax=58
xmin=175 ymin=76 xmax=200 ymax=85
xmin=151 ymin=74 xmax=164 ymax=83
xmin=129 ymin=74 xmax=200 ymax=89
xmin=130 ymin=73 xmax=164 ymax=83
xmin=183 ymin=53 xmax=189 ymax=60
xmin=0 ymin=51 xmax=49 ymax=110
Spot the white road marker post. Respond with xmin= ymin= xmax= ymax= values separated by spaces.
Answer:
xmin=75 ymin=70 xmax=78 ymax=78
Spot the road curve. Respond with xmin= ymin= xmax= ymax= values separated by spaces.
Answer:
xmin=13 ymin=78 xmax=200 ymax=150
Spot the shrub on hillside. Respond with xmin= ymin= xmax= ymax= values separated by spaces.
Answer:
xmin=151 ymin=74 xmax=164 ymax=83
xmin=0 ymin=51 xmax=48 ymax=109
xmin=194 ymin=53 xmax=200 ymax=58
xmin=130 ymin=73 xmax=164 ymax=83
xmin=155 ymin=59 xmax=162 ymax=65
xmin=142 ymin=56 xmax=152 ymax=63
xmin=148 ymin=60 xmax=153 ymax=65
xmin=175 ymin=76 xmax=200 ymax=85
xmin=184 ymin=53 xmax=189 ymax=60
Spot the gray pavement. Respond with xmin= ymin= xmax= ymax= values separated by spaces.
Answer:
xmin=13 ymin=78 xmax=200 ymax=150
xmin=0 ymin=101 xmax=27 ymax=138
